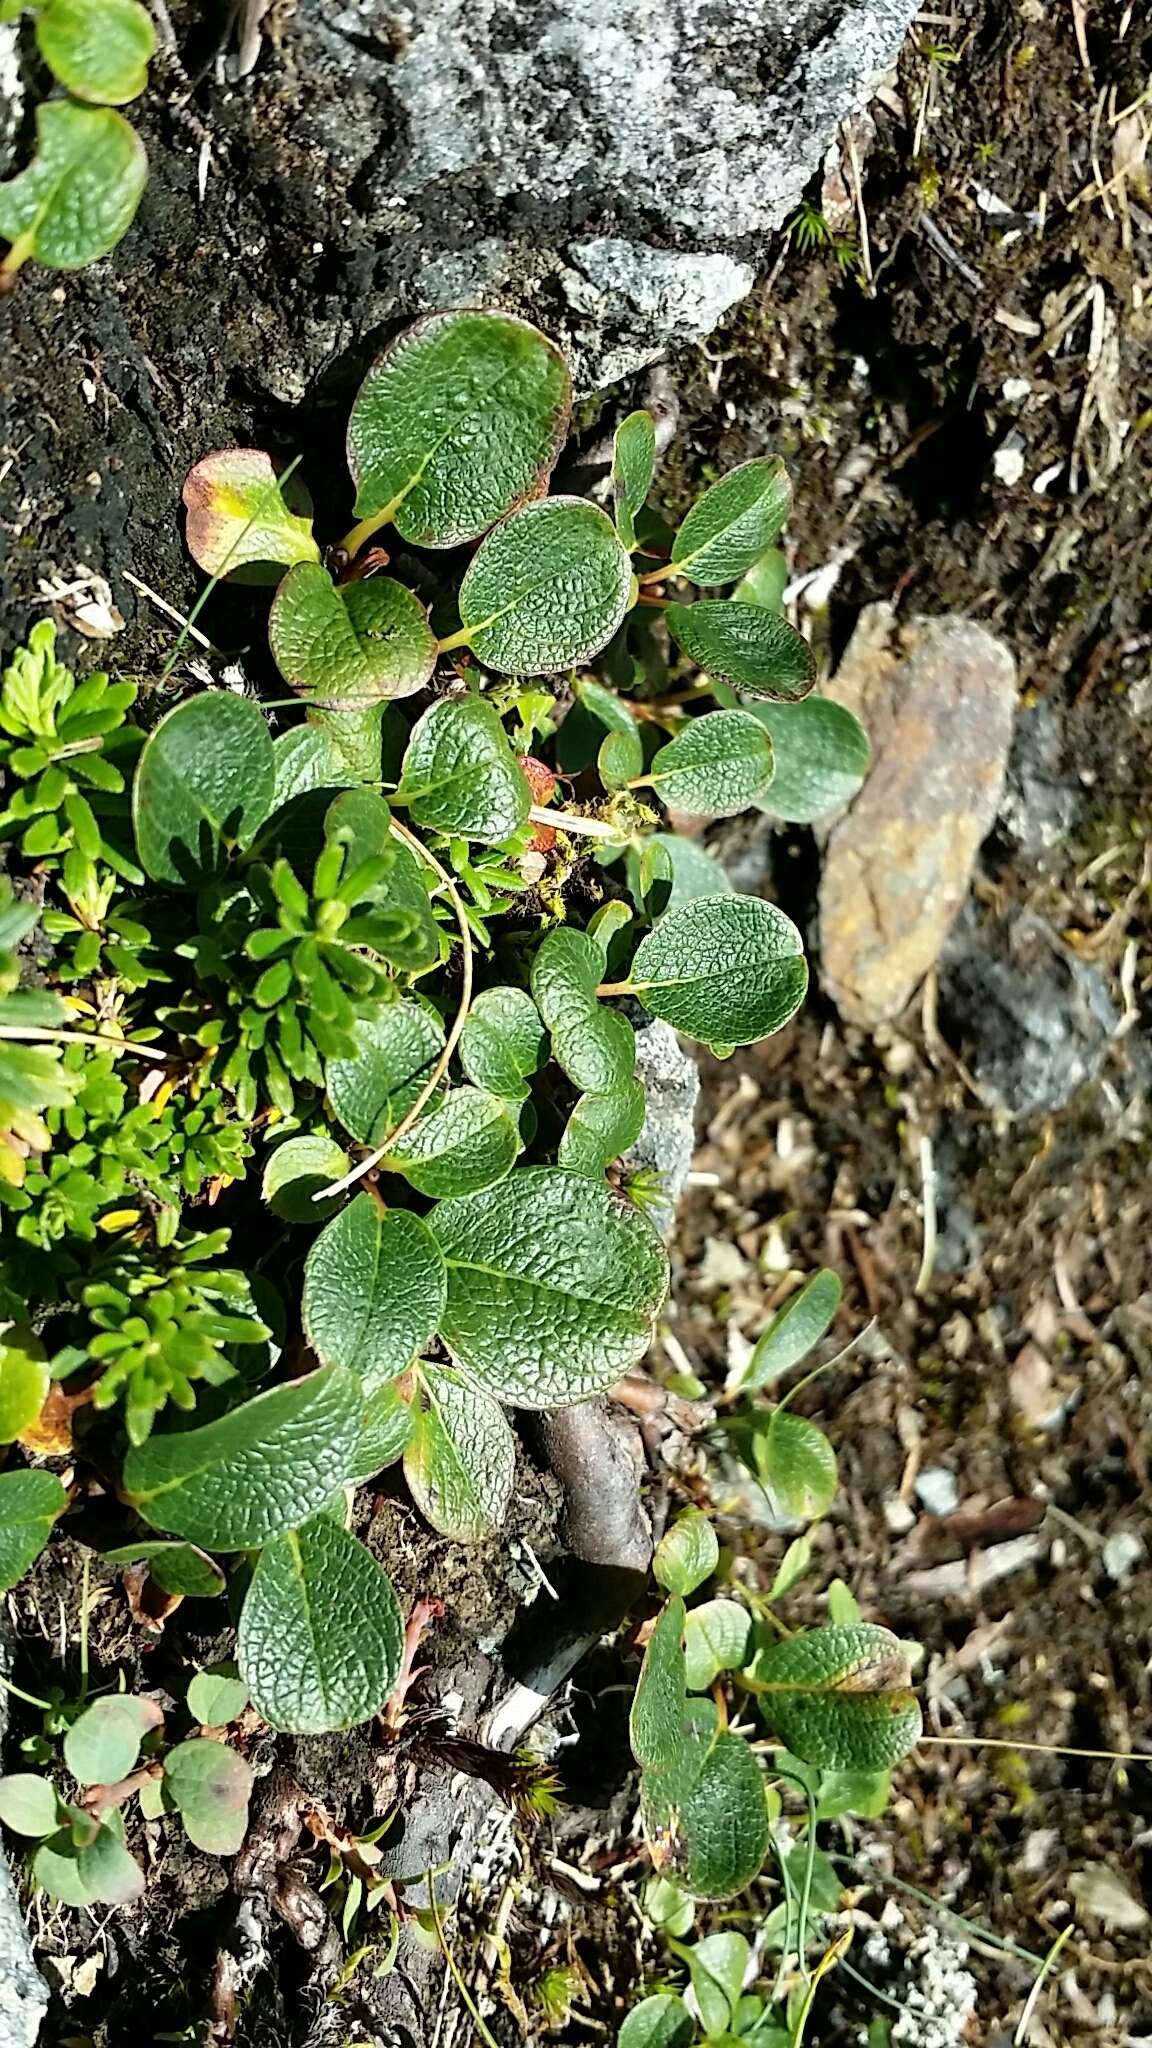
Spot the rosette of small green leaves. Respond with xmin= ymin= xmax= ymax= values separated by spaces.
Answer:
xmin=0 ymin=623 xmax=141 ymax=871
xmin=56 ymin=1228 xmax=269 ymax=1446
xmin=0 ymin=881 xmax=80 ymax=1187
xmin=1 ymin=1048 xmax=251 ymax=1245
xmin=174 ymin=823 xmax=425 ymax=1119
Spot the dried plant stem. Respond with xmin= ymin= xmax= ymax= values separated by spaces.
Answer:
xmin=315 ymin=820 xmax=474 ymax=1201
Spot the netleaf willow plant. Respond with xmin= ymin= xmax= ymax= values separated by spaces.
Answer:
xmin=0 ymin=0 xmax=154 ymax=287
xmin=0 ymin=309 xmax=872 ymax=1750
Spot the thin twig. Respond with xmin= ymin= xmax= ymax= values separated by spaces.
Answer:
xmin=315 ymin=822 xmax=474 ymax=1201
xmin=0 ymin=1025 xmax=177 ymax=1058
xmin=528 ymin=803 xmax=625 ymax=844
xmin=122 ymin=570 xmax=219 ymax=654
xmin=844 ymin=118 xmax=874 ymax=290
xmin=914 ymin=1130 xmax=938 ymax=1296
xmin=918 ymin=1733 xmax=1150 ymax=1765
xmin=1015 ymin=1924 xmax=1075 ymax=2046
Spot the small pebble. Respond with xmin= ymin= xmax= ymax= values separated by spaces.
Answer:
xmin=1101 ymin=1528 xmax=1145 ymax=1583
xmin=915 ymin=1467 xmax=960 ymax=1517
xmin=884 ymin=1497 xmax=917 ymax=1535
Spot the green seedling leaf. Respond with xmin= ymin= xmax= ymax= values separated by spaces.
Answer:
xmin=749 ymin=698 xmax=870 ymax=823
xmin=430 ymin=1166 xmax=668 ymax=1406
xmin=599 ymin=726 xmax=645 ymax=790
xmin=735 ymin=545 xmax=788 ymax=611
xmin=618 ymin=1997 xmax=695 ymax=2048
xmin=740 ymin=1270 xmax=842 ymax=1392
xmin=0 ymin=1470 xmax=67 ymax=1591
xmin=63 ymin=1695 xmax=162 ymax=1788
xmin=646 ymin=710 xmax=774 ymax=818
xmin=630 ymin=1595 xmax=687 ymax=1773
xmin=36 ymin=0 xmax=155 ymax=103
xmin=612 ymin=409 xmax=657 ymax=550
xmin=347 ymin=309 xmax=571 ymax=548
xmin=382 ymin=1087 xmax=518 ymax=1198
xmin=753 ymin=1412 xmax=837 ymax=1522
xmin=768 ymin=1534 xmax=812 ymax=1602
xmin=238 ymin=1516 xmax=404 ymax=1734
xmin=262 ymin=1133 xmax=351 ymax=1224
xmin=653 ymin=1508 xmax=719 ymax=1598
xmin=0 ymin=1324 xmax=48 ymax=1442
xmin=0 ymin=101 xmax=146 ymax=277
xmin=164 ymin=1736 xmax=253 ymax=1854
xmin=398 ymin=696 xmax=530 ymax=844
xmin=124 ymin=1365 xmax=363 ymax=1550
xmin=182 ymin=450 xmax=320 ymax=584
xmin=684 ymin=1599 xmax=752 ymax=1692
xmin=531 ymin=926 xmax=636 ymax=1093
xmin=186 ymin=1665 xmax=250 ymax=1727
xmin=350 ymin=1380 xmax=414 ymax=1481
xmin=103 ymin=1541 xmax=225 ymax=1599
xmin=326 ymin=1000 xmax=445 ymax=1146
xmin=827 ymin=1578 xmax=862 ymax=1626
xmin=643 ymin=1874 xmax=695 ymax=1937
xmin=456 ymin=497 xmax=634 ymax=675
xmin=134 ymin=691 xmax=275 ymax=889
xmin=665 ymin=602 xmax=814 ymax=702
xmin=629 ymin=894 xmax=807 ymax=1048
xmin=816 ymin=1766 xmax=891 ymax=1820
xmin=404 ymin=1361 xmax=516 ymax=1542
xmin=642 ymin=1715 xmax=771 ymax=1900
xmin=751 ymin=1623 xmax=922 ymax=1770
xmin=270 ymin=565 xmax=436 ymax=705
xmin=303 ymin=1198 xmax=446 ymax=1393
xmin=35 ymin=1818 xmax=144 ymax=1906
xmin=558 ymin=1078 xmax=646 ymax=1177
xmin=626 ymin=833 xmax=733 ymax=920
xmin=670 ymin=458 xmax=792 ymax=586
xmin=575 ymin=674 xmax=643 ymax=740
xmin=0 ymin=1775 xmax=63 ymax=1838
xmin=459 ymin=986 xmax=545 ymax=1103
xmin=686 ymin=1931 xmax=752 ymax=2036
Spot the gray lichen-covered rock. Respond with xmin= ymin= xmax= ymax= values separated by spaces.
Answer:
xmin=281 ymin=0 xmax=918 ymax=390
xmin=626 ymin=1020 xmax=702 ymax=1234
xmin=938 ymin=904 xmax=1119 ymax=1117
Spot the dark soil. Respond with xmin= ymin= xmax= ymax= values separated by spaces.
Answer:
xmin=2 ymin=0 xmax=1151 ymax=2042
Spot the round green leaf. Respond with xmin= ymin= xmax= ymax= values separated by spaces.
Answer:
xmin=0 ymin=101 xmax=147 ymax=273
xmin=348 ymin=309 xmax=571 ymax=547
xmin=0 ymin=1774 xmax=63 ymax=1838
xmin=429 ymin=1166 xmax=669 ymax=1406
xmin=36 ymin=1818 xmax=144 ymax=1906
xmin=270 ymin=565 xmax=436 ymax=706
xmin=183 ymin=450 xmax=320 ymax=584
xmin=382 ymin=1087 xmax=519 ymax=1198
xmin=237 ymin=1517 xmax=404 ymax=1734
xmin=612 ymin=410 xmax=658 ymax=551
xmin=163 ymin=1736 xmax=253 ymax=1854
xmin=186 ymin=1665 xmax=250 ymax=1727
xmin=751 ymin=1623 xmax=923 ymax=1770
xmin=133 ymin=691 xmax=275 ymax=889
xmin=271 ymin=723 xmax=350 ymax=806
xmin=665 ymin=601 xmax=814 ymax=701
xmin=404 ymin=1362 xmax=516 ymax=1542
xmin=684 ymin=1600 xmax=753 ymax=1693
xmin=735 ymin=545 xmax=789 ymax=611
xmin=618 ymin=1996 xmax=695 ymax=2048
xmin=599 ymin=726 xmax=645 ymax=790
xmin=103 ymin=1540 xmax=226 ymax=1599
xmin=398 ymin=696 xmax=530 ymax=844
xmin=558 ymin=1078 xmax=646 ymax=1177
xmin=642 ymin=1717 xmax=772 ymax=1900
xmin=459 ymin=986 xmax=545 ymax=1103
xmin=261 ymin=1133 xmax=351 ymax=1224
xmin=0 ymin=1324 xmax=48 ymax=1443
xmin=630 ymin=893 xmax=807 ymax=1048
xmin=0 ymin=1470 xmax=67 ymax=1592
xmin=670 ymin=459 xmax=792 ymax=587
xmin=303 ymin=1196 xmax=447 ymax=1392
xmin=740 ymin=1270 xmax=842 ymax=1393
xmin=530 ymin=926 xmax=636 ymax=1093
xmin=653 ymin=1509 xmax=719 ymax=1598
xmin=647 ymin=710 xmax=774 ymax=818
xmin=457 ymin=498 xmax=634 ymax=675
xmin=685 ymin=1932 xmax=753 ymax=2037
xmin=63 ymin=1696 xmax=160 ymax=1788
xmin=753 ymin=1412 xmax=838 ymax=1523
xmin=326 ymin=999 xmax=445 ymax=1146
xmin=630 ymin=1596 xmax=688 ymax=1774
xmin=123 ymin=1365 xmax=363 ymax=1550
xmin=36 ymin=0 xmax=155 ymax=104
xmin=750 ymin=698 xmax=870 ymax=823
